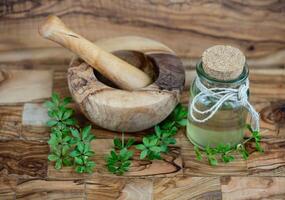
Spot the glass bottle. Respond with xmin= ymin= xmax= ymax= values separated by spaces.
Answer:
xmin=186 ymin=60 xmax=249 ymax=149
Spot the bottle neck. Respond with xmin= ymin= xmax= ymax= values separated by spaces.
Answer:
xmin=196 ymin=60 xmax=249 ymax=89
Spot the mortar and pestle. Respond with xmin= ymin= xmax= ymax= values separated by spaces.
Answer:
xmin=39 ymin=16 xmax=185 ymax=132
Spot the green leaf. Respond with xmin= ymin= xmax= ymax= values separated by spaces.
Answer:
xmin=114 ymin=138 xmax=122 ymax=149
xmin=62 ymin=144 xmax=70 ymax=156
xmin=75 ymin=166 xmax=85 ymax=173
xmin=142 ymin=137 xmax=149 ymax=146
xmin=155 ymin=125 xmax=162 ymax=137
xmin=126 ymin=138 xmax=135 ymax=148
xmin=83 ymin=143 xmax=90 ymax=153
xmin=75 ymin=157 xmax=83 ymax=165
xmin=82 ymin=125 xmax=92 ymax=140
xmin=87 ymin=134 xmax=96 ymax=142
xmin=77 ymin=142 xmax=84 ymax=153
xmin=51 ymin=93 xmax=60 ymax=105
xmin=255 ymin=141 xmax=264 ymax=152
xmin=194 ymin=146 xmax=202 ymax=161
xmin=48 ymin=134 xmax=58 ymax=146
xmin=208 ymin=156 xmax=218 ymax=166
xmin=62 ymin=157 xmax=72 ymax=166
xmin=85 ymin=151 xmax=95 ymax=157
xmin=62 ymin=97 xmax=72 ymax=106
xmin=48 ymin=154 xmax=58 ymax=161
xmin=47 ymin=110 xmax=56 ymax=118
xmin=122 ymin=161 xmax=131 ymax=168
xmin=87 ymin=161 xmax=96 ymax=168
xmin=221 ymin=154 xmax=235 ymax=163
xmin=55 ymin=159 xmax=62 ymax=170
xmin=140 ymin=149 xmax=148 ymax=159
xmin=177 ymin=119 xmax=187 ymax=127
xmin=163 ymin=137 xmax=176 ymax=145
xmin=149 ymin=146 xmax=161 ymax=152
xmin=44 ymin=101 xmax=54 ymax=109
xmin=149 ymin=137 xmax=158 ymax=146
xmin=119 ymin=148 xmax=128 ymax=158
xmin=160 ymin=145 xmax=168 ymax=153
xmin=161 ymin=121 xmax=175 ymax=130
xmin=57 ymin=106 xmax=66 ymax=119
xmin=47 ymin=120 xmax=58 ymax=127
xmin=110 ymin=150 xmax=118 ymax=160
xmin=65 ymin=118 xmax=76 ymax=126
xmin=246 ymin=124 xmax=253 ymax=133
xmin=62 ymin=109 xmax=73 ymax=120
xmin=71 ymin=128 xmax=80 ymax=138
xmin=135 ymin=144 xmax=145 ymax=151
xmin=70 ymin=150 xmax=80 ymax=157
xmin=63 ymin=136 xmax=72 ymax=143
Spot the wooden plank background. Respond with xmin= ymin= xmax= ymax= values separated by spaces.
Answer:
xmin=0 ymin=0 xmax=285 ymax=67
xmin=0 ymin=0 xmax=285 ymax=199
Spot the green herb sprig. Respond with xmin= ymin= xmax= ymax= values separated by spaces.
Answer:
xmin=194 ymin=124 xmax=263 ymax=166
xmin=136 ymin=104 xmax=187 ymax=160
xmin=46 ymin=93 xmax=96 ymax=173
xmin=106 ymin=134 xmax=135 ymax=175
xmin=69 ymin=126 xmax=96 ymax=173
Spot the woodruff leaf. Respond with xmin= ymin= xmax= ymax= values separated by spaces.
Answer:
xmin=45 ymin=92 xmax=96 ymax=174
xmin=194 ymin=146 xmax=202 ymax=161
xmin=82 ymin=125 xmax=91 ymax=140
xmin=47 ymin=120 xmax=58 ymax=127
xmin=106 ymin=135 xmax=134 ymax=175
xmin=114 ymin=138 xmax=122 ymax=149
xmin=48 ymin=154 xmax=58 ymax=161
xmin=55 ymin=159 xmax=62 ymax=170
xmin=194 ymin=125 xmax=264 ymax=166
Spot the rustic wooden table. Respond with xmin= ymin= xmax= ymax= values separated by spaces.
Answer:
xmin=0 ymin=59 xmax=284 ymax=199
xmin=1 ymin=1 xmax=285 ymax=199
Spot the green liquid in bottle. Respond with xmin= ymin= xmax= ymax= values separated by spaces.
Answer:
xmin=187 ymin=106 xmax=247 ymax=148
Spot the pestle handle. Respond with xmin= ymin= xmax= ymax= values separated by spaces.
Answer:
xmin=38 ymin=15 xmax=152 ymax=90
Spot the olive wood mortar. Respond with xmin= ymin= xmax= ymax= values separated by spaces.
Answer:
xmin=39 ymin=16 xmax=184 ymax=132
xmin=68 ymin=36 xmax=185 ymax=132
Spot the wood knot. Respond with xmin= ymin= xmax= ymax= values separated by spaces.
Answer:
xmin=220 ymin=176 xmax=231 ymax=185
xmin=19 ymin=158 xmax=47 ymax=177
xmin=272 ymin=104 xmax=285 ymax=124
xmin=0 ymin=70 xmax=7 ymax=84
xmin=260 ymin=103 xmax=285 ymax=124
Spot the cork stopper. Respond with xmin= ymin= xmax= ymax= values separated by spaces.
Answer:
xmin=202 ymin=45 xmax=245 ymax=81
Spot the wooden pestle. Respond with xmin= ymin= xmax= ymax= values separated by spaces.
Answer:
xmin=38 ymin=16 xmax=152 ymax=90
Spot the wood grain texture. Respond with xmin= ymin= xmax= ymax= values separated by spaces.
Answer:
xmin=247 ymin=138 xmax=285 ymax=176
xmin=16 ymin=179 xmax=85 ymax=200
xmin=0 ymin=47 xmax=285 ymax=70
xmin=0 ymin=105 xmax=22 ymax=140
xmin=0 ymin=69 xmax=53 ymax=104
xmin=154 ymin=177 xmax=221 ymax=200
xmin=0 ymin=175 xmax=17 ymax=200
xmin=0 ymin=140 xmax=48 ymax=178
xmin=221 ymin=176 xmax=285 ymax=200
xmin=0 ymin=0 xmax=285 ymax=62
xmin=0 ymin=1 xmax=284 ymax=198
xmin=85 ymin=177 xmax=153 ymax=200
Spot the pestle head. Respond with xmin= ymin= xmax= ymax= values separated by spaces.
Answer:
xmin=202 ymin=45 xmax=245 ymax=81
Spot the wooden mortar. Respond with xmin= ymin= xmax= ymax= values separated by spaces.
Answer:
xmin=39 ymin=16 xmax=185 ymax=132
xmin=68 ymin=36 xmax=185 ymax=132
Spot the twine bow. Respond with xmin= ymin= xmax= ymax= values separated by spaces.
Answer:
xmin=190 ymin=77 xmax=260 ymax=131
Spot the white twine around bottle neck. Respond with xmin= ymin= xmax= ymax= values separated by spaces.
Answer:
xmin=190 ymin=77 xmax=260 ymax=131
